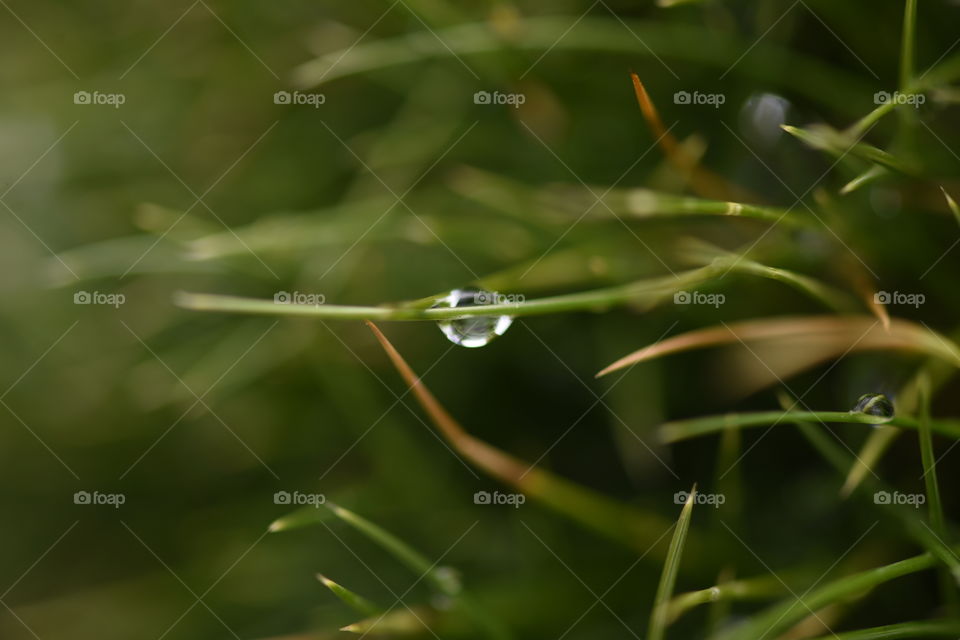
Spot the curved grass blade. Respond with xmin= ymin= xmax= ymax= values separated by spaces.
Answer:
xmin=269 ymin=504 xmax=335 ymax=532
xmin=317 ymin=574 xmax=381 ymax=616
xmin=365 ymin=321 xmax=678 ymax=555
xmin=597 ymin=315 xmax=960 ymax=378
xmin=649 ymin=487 xmax=696 ymax=640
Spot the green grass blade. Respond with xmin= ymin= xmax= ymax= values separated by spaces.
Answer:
xmin=807 ymin=620 xmax=960 ymax=640
xmin=659 ymin=410 xmax=960 ymax=443
xmin=901 ymin=0 xmax=918 ymax=90
xmin=649 ymin=485 xmax=696 ymax=640
xmin=340 ymin=608 xmax=432 ymax=635
xmin=324 ymin=502 xmax=461 ymax=596
xmin=840 ymin=165 xmax=888 ymax=195
xmin=715 ymin=553 xmax=941 ymax=640
xmin=317 ymin=574 xmax=382 ymax=616
xmin=269 ymin=504 xmax=334 ymax=532
xmin=781 ymin=124 xmax=915 ymax=174
xmin=665 ymin=575 xmax=784 ymax=624
xmin=175 ymin=265 xmax=718 ymax=321
xmin=941 ymin=187 xmax=960 ymax=228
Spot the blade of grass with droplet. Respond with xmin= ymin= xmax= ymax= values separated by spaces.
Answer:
xmin=175 ymin=264 xmax=718 ymax=321
xmin=365 ymin=321 xmax=678 ymax=555
xmin=317 ymin=574 xmax=381 ymax=616
xmin=648 ymin=486 xmax=696 ymax=640
xmin=664 ymin=575 xmax=785 ymax=625
xmin=596 ymin=315 xmax=960 ymax=378
xmin=773 ymin=391 xmax=960 ymax=580
xmin=841 ymin=340 xmax=960 ymax=496
xmin=658 ymin=410 xmax=960 ymax=443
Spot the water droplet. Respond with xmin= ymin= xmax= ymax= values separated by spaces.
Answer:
xmin=851 ymin=393 xmax=894 ymax=423
xmin=432 ymin=288 xmax=513 ymax=348
xmin=739 ymin=92 xmax=791 ymax=148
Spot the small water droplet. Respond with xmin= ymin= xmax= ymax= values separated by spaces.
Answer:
xmin=851 ymin=393 xmax=894 ymax=423
xmin=433 ymin=288 xmax=513 ymax=348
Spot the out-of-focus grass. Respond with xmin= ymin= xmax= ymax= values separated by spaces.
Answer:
xmin=2 ymin=1 xmax=960 ymax=639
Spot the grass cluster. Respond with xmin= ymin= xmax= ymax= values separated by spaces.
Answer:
xmin=3 ymin=0 xmax=960 ymax=639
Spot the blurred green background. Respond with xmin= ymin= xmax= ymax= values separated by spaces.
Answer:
xmin=2 ymin=1 xmax=960 ymax=638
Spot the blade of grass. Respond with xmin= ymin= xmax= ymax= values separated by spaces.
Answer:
xmin=941 ymin=186 xmax=960 ymax=227
xmin=774 ymin=390 xmax=960 ymax=583
xmin=597 ymin=315 xmax=960 ymax=378
xmin=841 ymin=337 xmax=960 ymax=496
xmin=782 ymin=124 xmax=915 ymax=174
xmin=713 ymin=552 xmax=945 ymax=640
xmin=840 ymin=165 xmax=888 ymax=195
xmin=900 ymin=0 xmax=918 ymax=90
xmin=649 ymin=485 xmax=696 ymax=640
xmin=340 ymin=607 xmax=433 ymax=635
xmin=630 ymin=73 xmax=753 ymax=202
xmin=291 ymin=17 xmax=872 ymax=117
xmin=678 ymin=241 xmax=855 ymax=312
xmin=317 ymin=574 xmax=382 ymax=616
xmin=365 ymin=321 xmax=679 ymax=556
xmin=665 ymin=575 xmax=785 ymax=625
xmin=175 ymin=265 xmax=718 ymax=321
xmin=806 ymin=620 xmax=960 ymax=640
xmin=658 ymin=410 xmax=960 ymax=443
xmin=917 ymin=377 xmax=960 ymax=604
